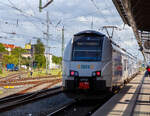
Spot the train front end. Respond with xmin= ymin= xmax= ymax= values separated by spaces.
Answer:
xmin=62 ymin=30 xmax=112 ymax=91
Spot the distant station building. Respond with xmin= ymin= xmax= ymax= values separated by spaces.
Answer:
xmin=3 ymin=44 xmax=18 ymax=52
xmin=2 ymin=43 xmax=19 ymax=55
xmin=22 ymin=44 xmax=32 ymax=58
xmin=45 ymin=53 xmax=59 ymax=69
xmin=23 ymin=43 xmax=59 ymax=69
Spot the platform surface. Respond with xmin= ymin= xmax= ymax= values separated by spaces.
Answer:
xmin=92 ymin=72 xmax=150 ymax=116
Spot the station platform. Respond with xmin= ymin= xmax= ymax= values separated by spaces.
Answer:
xmin=92 ymin=72 xmax=150 ymax=116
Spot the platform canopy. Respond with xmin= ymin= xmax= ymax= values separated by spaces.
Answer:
xmin=113 ymin=0 xmax=150 ymax=61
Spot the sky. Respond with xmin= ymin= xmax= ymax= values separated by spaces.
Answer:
xmin=0 ymin=0 xmax=143 ymax=60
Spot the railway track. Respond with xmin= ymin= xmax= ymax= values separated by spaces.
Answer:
xmin=0 ymin=86 xmax=62 ymax=112
xmin=48 ymin=93 xmax=112 ymax=116
xmin=47 ymin=73 xmax=140 ymax=116
xmin=0 ymin=73 xmax=140 ymax=115
xmin=0 ymin=72 xmax=27 ymax=82
xmin=0 ymin=78 xmax=62 ymax=86
xmin=0 ymin=75 xmax=60 ymax=83
xmin=18 ymin=78 xmax=62 ymax=94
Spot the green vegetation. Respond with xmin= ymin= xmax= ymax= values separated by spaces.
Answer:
xmin=3 ymin=54 xmax=18 ymax=66
xmin=28 ymin=69 xmax=62 ymax=78
xmin=52 ymin=55 xmax=62 ymax=65
xmin=2 ymin=47 xmax=27 ymax=67
xmin=0 ymin=40 xmax=62 ymax=77
xmin=34 ymin=39 xmax=46 ymax=68
xmin=0 ymin=70 xmax=15 ymax=77
xmin=0 ymin=43 xmax=6 ymax=53
xmin=21 ymin=57 xmax=31 ymax=66
xmin=0 ymin=69 xmax=2 ymax=74
xmin=50 ymin=69 xmax=62 ymax=76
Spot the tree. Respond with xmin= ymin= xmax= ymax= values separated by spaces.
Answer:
xmin=35 ymin=54 xmax=46 ymax=68
xmin=2 ymin=54 xmax=18 ymax=66
xmin=2 ymin=47 xmax=27 ymax=67
xmin=34 ymin=39 xmax=46 ymax=68
xmin=11 ymin=47 xmax=27 ymax=67
xmin=21 ymin=57 xmax=31 ymax=66
xmin=34 ymin=39 xmax=45 ymax=55
xmin=0 ymin=43 xmax=6 ymax=53
xmin=11 ymin=47 xmax=27 ymax=57
xmin=52 ymin=55 xmax=62 ymax=65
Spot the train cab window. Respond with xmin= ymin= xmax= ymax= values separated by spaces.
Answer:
xmin=72 ymin=35 xmax=103 ymax=61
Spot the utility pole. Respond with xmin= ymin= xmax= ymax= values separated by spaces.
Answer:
xmin=39 ymin=0 xmax=42 ymax=12
xmin=61 ymin=26 xmax=64 ymax=69
xmin=47 ymin=47 xmax=51 ymax=73
xmin=39 ymin=0 xmax=53 ymax=12
xmin=91 ymin=16 xmax=94 ymax=29
xmin=46 ymin=11 xmax=50 ymax=74
xmin=31 ymin=44 xmax=34 ymax=70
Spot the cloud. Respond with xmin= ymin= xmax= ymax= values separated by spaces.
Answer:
xmin=0 ymin=0 xmax=142 ymax=58
xmin=76 ymin=16 xmax=88 ymax=22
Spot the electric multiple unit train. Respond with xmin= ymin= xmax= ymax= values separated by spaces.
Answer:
xmin=62 ymin=30 xmax=139 ymax=91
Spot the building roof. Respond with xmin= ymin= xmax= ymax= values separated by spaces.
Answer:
xmin=112 ymin=0 xmax=130 ymax=25
xmin=3 ymin=44 xmax=18 ymax=49
xmin=113 ymin=0 xmax=150 ymax=31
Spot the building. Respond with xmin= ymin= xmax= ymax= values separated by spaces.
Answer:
xmin=23 ymin=43 xmax=59 ymax=69
xmin=22 ymin=44 xmax=32 ymax=58
xmin=2 ymin=44 xmax=20 ymax=56
xmin=45 ymin=53 xmax=60 ymax=69
xmin=3 ymin=44 xmax=18 ymax=52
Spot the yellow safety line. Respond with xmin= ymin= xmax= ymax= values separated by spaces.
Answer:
xmin=4 ymin=86 xmax=14 ymax=89
xmin=9 ymin=86 xmax=14 ymax=88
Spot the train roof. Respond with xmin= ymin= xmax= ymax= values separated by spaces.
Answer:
xmin=112 ymin=44 xmax=136 ymax=59
xmin=74 ymin=30 xmax=105 ymax=37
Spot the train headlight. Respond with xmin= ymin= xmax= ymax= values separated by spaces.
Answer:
xmin=96 ymin=71 xmax=101 ymax=76
xmin=92 ymin=72 xmax=96 ymax=76
xmin=92 ymin=71 xmax=101 ymax=77
xmin=70 ymin=70 xmax=79 ymax=77
xmin=71 ymin=71 xmax=75 ymax=76
xmin=74 ymin=72 xmax=78 ymax=76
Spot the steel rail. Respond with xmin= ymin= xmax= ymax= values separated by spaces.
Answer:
xmin=0 ymin=86 xmax=62 ymax=112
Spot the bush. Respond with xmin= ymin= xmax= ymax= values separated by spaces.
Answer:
xmin=0 ymin=69 xmax=2 ymax=74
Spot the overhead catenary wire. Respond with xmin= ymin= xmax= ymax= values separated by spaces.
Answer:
xmin=0 ymin=1 xmax=45 ymax=34
xmin=90 ymin=0 xmax=110 ymax=24
xmin=5 ymin=1 xmax=61 ymax=28
xmin=1 ymin=31 xmax=61 ymax=43
xmin=0 ymin=0 xmax=141 ymax=59
xmin=0 ymin=1 xmax=47 ymax=25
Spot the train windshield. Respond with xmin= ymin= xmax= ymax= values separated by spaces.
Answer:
xmin=72 ymin=35 xmax=103 ymax=61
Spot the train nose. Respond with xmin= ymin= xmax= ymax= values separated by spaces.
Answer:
xmin=70 ymin=63 xmax=102 ymax=77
